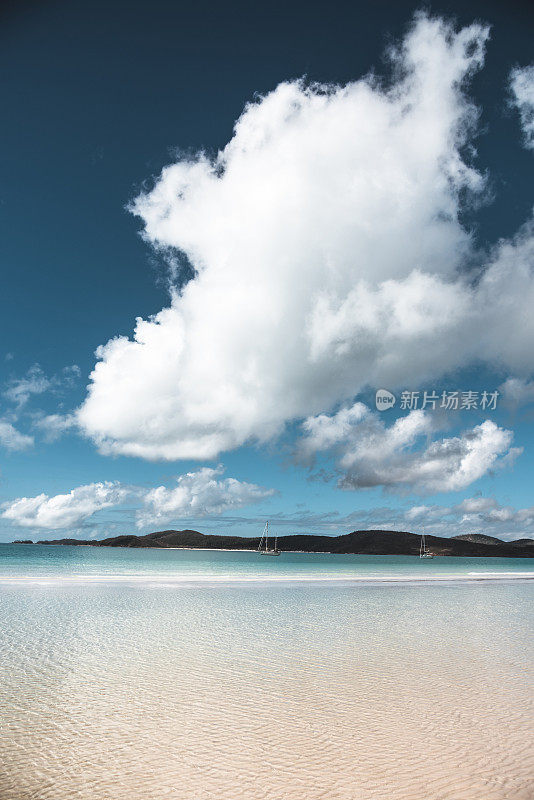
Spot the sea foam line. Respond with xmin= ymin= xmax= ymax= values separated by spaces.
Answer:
xmin=0 ymin=572 xmax=533 ymax=587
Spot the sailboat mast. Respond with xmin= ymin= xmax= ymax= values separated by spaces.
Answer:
xmin=265 ymin=521 xmax=268 ymax=552
xmin=258 ymin=521 xmax=266 ymax=552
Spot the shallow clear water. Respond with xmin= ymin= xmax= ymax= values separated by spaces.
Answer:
xmin=1 ymin=543 xmax=533 ymax=583
xmin=1 ymin=546 xmax=533 ymax=799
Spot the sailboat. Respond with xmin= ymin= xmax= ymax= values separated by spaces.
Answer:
xmin=419 ymin=530 xmax=434 ymax=559
xmin=257 ymin=521 xmax=280 ymax=556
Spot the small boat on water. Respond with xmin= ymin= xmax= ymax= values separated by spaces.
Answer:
xmin=258 ymin=521 xmax=280 ymax=556
xmin=419 ymin=531 xmax=434 ymax=559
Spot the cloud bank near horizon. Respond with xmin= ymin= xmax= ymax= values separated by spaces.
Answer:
xmin=405 ymin=496 xmax=534 ymax=541
xmin=1 ymin=468 xmax=274 ymax=531
xmin=1 ymin=482 xmax=129 ymax=530
xmin=76 ymin=14 xmax=534 ymax=479
xmin=3 ymin=480 xmax=533 ymax=542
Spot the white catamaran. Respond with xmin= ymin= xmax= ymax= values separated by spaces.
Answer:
xmin=419 ymin=530 xmax=434 ymax=559
xmin=258 ymin=521 xmax=280 ymax=556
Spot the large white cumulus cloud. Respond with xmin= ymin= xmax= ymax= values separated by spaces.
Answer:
xmin=78 ymin=14 xmax=534 ymax=462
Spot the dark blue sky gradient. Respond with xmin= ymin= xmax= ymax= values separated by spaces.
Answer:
xmin=1 ymin=0 xmax=533 ymax=373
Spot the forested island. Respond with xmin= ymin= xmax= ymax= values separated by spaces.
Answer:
xmin=19 ymin=529 xmax=534 ymax=557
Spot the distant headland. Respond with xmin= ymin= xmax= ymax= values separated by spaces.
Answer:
xmin=16 ymin=529 xmax=534 ymax=557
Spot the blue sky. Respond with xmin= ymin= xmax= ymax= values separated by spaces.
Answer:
xmin=0 ymin=0 xmax=533 ymax=541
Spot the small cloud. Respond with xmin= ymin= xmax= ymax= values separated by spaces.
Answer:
xmin=0 ymin=420 xmax=34 ymax=451
xmin=33 ymin=413 xmax=78 ymax=442
xmin=405 ymin=505 xmax=431 ymax=520
xmin=457 ymin=496 xmax=498 ymax=514
xmin=4 ymin=365 xmax=51 ymax=407
xmin=4 ymin=364 xmax=81 ymax=409
xmin=137 ymin=466 xmax=275 ymax=528
xmin=61 ymin=364 xmax=81 ymax=385
xmin=510 ymin=64 xmax=534 ymax=149
xmin=1 ymin=482 xmax=130 ymax=529
xmin=500 ymin=377 xmax=534 ymax=408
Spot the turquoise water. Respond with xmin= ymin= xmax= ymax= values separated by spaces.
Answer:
xmin=0 ymin=543 xmax=533 ymax=583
